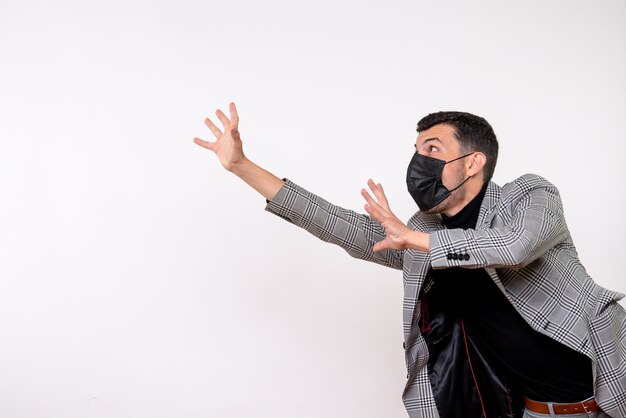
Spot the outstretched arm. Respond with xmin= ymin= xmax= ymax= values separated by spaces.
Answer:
xmin=194 ymin=102 xmax=404 ymax=270
xmin=193 ymin=102 xmax=284 ymax=201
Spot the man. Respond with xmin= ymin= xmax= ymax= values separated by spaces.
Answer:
xmin=193 ymin=102 xmax=626 ymax=418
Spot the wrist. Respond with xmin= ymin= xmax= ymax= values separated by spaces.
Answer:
xmin=229 ymin=156 xmax=252 ymax=176
xmin=404 ymin=230 xmax=430 ymax=253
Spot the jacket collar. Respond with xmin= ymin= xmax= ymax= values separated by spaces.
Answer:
xmin=476 ymin=180 xmax=501 ymax=229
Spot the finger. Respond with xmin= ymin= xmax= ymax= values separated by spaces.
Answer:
xmin=364 ymin=203 xmax=380 ymax=221
xmin=367 ymin=179 xmax=390 ymax=209
xmin=229 ymin=102 xmax=239 ymax=128
xmin=361 ymin=188 xmax=380 ymax=210
xmin=361 ymin=186 xmax=386 ymax=215
xmin=365 ymin=191 xmax=390 ymax=221
xmin=377 ymin=182 xmax=389 ymax=207
xmin=377 ymin=184 xmax=390 ymax=209
xmin=193 ymin=137 xmax=215 ymax=151
xmin=367 ymin=179 xmax=384 ymax=202
xmin=204 ymin=118 xmax=223 ymax=138
xmin=363 ymin=199 xmax=384 ymax=223
xmin=215 ymin=109 xmax=230 ymax=129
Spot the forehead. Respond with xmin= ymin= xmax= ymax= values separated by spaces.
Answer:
xmin=416 ymin=124 xmax=459 ymax=148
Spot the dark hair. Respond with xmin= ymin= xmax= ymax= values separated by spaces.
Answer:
xmin=417 ymin=111 xmax=499 ymax=182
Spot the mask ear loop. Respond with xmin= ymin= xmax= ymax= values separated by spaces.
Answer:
xmin=444 ymin=152 xmax=475 ymax=192
xmin=444 ymin=152 xmax=475 ymax=164
xmin=448 ymin=174 xmax=472 ymax=193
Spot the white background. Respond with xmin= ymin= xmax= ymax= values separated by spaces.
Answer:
xmin=1 ymin=0 xmax=625 ymax=417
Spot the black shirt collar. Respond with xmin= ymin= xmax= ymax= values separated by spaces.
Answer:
xmin=441 ymin=182 xmax=489 ymax=230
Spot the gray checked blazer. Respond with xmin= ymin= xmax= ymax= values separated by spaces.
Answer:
xmin=265 ymin=173 xmax=626 ymax=418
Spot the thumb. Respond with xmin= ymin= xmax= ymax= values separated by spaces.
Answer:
xmin=372 ymin=239 xmax=389 ymax=252
xmin=193 ymin=137 xmax=215 ymax=151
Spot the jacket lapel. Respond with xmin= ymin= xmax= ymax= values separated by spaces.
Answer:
xmin=476 ymin=181 xmax=506 ymax=291
xmin=403 ymin=213 xmax=443 ymax=342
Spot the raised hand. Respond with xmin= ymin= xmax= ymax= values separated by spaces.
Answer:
xmin=361 ymin=179 xmax=414 ymax=252
xmin=193 ymin=102 xmax=285 ymax=200
xmin=193 ymin=102 xmax=246 ymax=172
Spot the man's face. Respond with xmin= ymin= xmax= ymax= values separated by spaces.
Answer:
xmin=414 ymin=124 xmax=468 ymax=214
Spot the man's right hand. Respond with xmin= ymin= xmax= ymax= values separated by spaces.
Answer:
xmin=193 ymin=102 xmax=285 ymax=201
xmin=193 ymin=102 xmax=246 ymax=172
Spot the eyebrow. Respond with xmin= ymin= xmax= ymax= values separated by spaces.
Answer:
xmin=423 ymin=137 xmax=442 ymax=144
xmin=415 ymin=137 xmax=443 ymax=148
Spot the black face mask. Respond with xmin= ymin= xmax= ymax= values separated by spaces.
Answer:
xmin=406 ymin=152 xmax=474 ymax=212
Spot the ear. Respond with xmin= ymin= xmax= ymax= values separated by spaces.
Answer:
xmin=467 ymin=152 xmax=487 ymax=178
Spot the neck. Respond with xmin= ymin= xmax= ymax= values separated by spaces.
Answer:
xmin=442 ymin=178 xmax=485 ymax=217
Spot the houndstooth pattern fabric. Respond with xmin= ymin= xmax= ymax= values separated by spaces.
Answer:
xmin=265 ymin=174 xmax=626 ymax=418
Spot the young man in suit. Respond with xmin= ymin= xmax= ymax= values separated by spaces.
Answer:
xmin=193 ymin=102 xmax=625 ymax=418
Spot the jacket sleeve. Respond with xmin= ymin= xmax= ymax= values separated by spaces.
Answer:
xmin=429 ymin=175 xmax=569 ymax=269
xmin=265 ymin=179 xmax=404 ymax=270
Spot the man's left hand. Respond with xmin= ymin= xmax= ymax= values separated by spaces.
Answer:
xmin=361 ymin=179 xmax=429 ymax=253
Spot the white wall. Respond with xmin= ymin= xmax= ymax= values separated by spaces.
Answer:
xmin=1 ymin=0 xmax=624 ymax=417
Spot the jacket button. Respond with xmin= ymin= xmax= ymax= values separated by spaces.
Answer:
xmin=464 ymin=254 xmax=470 ymax=260
xmin=452 ymin=253 xmax=459 ymax=260
xmin=447 ymin=253 xmax=453 ymax=260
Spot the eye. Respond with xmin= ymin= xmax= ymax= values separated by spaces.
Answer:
xmin=415 ymin=143 xmax=440 ymax=154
